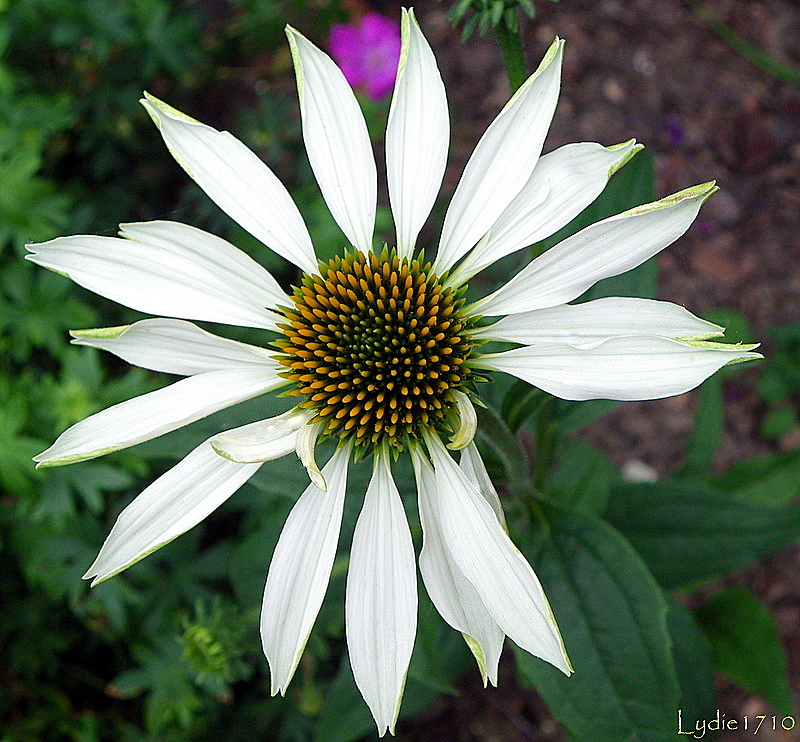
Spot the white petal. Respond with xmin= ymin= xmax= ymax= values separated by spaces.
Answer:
xmin=386 ymin=9 xmax=449 ymax=258
xmin=120 ymin=220 xmax=289 ymax=308
xmin=473 ymin=335 xmax=761 ymax=401
xmin=433 ymin=39 xmax=564 ymax=274
xmin=459 ymin=443 xmax=507 ymax=532
xmin=261 ymin=444 xmax=351 ymax=694
xmin=474 ymin=182 xmax=717 ymax=317
xmin=447 ymin=390 xmax=477 ymax=450
xmin=286 ymin=27 xmax=376 ymax=253
xmin=425 ymin=436 xmax=570 ymax=672
xmin=26 ymin=225 xmax=283 ymax=330
xmin=34 ymin=365 xmax=284 ymax=467
xmin=425 ymin=435 xmax=571 ymax=673
xmin=412 ymin=448 xmax=505 ymax=686
xmin=473 ymin=297 xmax=724 ymax=345
xmin=141 ymin=95 xmax=316 ymax=273
xmin=451 ymin=140 xmax=642 ymax=284
xmin=211 ymin=409 xmax=310 ymax=464
xmin=84 ymin=438 xmax=260 ymax=584
xmin=71 ymin=318 xmax=277 ymax=375
xmin=346 ymin=451 xmax=417 ymax=736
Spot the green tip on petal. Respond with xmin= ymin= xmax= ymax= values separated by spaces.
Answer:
xmin=141 ymin=91 xmax=202 ymax=126
xmin=70 ymin=325 xmax=130 ymax=341
xmin=607 ymin=140 xmax=644 ymax=178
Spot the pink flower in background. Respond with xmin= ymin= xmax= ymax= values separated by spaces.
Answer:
xmin=329 ymin=12 xmax=401 ymax=100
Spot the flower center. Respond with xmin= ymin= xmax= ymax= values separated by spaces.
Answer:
xmin=275 ymin=249 xmax=476 ymax=450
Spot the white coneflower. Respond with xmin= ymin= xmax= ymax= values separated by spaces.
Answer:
xmin=26 ymin=9 xmax=759 ymax=735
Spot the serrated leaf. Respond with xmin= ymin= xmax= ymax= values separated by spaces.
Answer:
xmin=604 ymin=482 xmax=800 ymax=589
xmin=695 ymin=587 xmax=794 ymax=718
xmin=516 ymin=505 xmax=680 ymax=742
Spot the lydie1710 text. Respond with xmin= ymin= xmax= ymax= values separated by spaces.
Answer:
xmin=678 ymin=709 xmax=796 ymax=738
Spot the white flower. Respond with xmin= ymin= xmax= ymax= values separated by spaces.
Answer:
xmin=26 ymin=9 xmax=759 ymax=735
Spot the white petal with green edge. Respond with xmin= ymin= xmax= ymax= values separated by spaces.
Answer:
xmin=141 ymin=94 xmax=316 ymax=274
xmin=425 ymin=435 xmax=571 ymax=674
xmin=474 ymin=182 xmax=717 ymax=317
xmin=72 ymin=319 xmax=277 ymax=376
xmin=346 ymin=451 xmax=417 ymax=736
xmin=261 ymin=444 xmax=351 ymax=695
xmin=473 ymin=335 xmax=761 ymax=401
xmin=211 ymin=409 xmax=311 ymax=464
xmin=26 ymin=229 xmax=281 ymax=330
xmin=386 ymin=9 xmax=449 ymax=258
xmin=459 ymin=443 xmax=507 ymax=532
xmin=412 ymin=449 xmax=505 ymax=686
xmin=450 ymin=140 xmax=642 ymax=284
xmin=84 ymin=438 xmax=260 ymax=585
xmin=473 ymin=297 xmax=724 ymax=345
xmin=286 ymin=27 xmax=376 ymax=254
xmin=34 ymin=365 xmax=284 ymax=467
xmin=433 ymin=38 xmax=564 ymax=274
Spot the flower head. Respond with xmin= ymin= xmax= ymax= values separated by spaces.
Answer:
xmin=26 ymin=9 xmax=759 ymax=735
xmin=329 ymin=11 xmax=401 ymax=100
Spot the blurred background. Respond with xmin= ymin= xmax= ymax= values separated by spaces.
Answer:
xmin=1 ymin=0 xmax=799 ymax=740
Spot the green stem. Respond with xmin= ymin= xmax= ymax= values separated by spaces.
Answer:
xmin=475 ymin=404 xmax=530 ymax=498
xmin=684 ymin=0 xmax=800 ymax=86
xmin=495 ymin=18 xmax=528 ymax=91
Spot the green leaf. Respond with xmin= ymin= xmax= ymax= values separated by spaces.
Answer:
xmin=713 ymin=449 xmax=800 ymax=507
xmin=516 ymin=505 xmax=680 ymax=742
xmin=547 ymin=438 xmax=618 ymax=514
xmin=663 ymin=592 xmax=717 ymax=738
xmin=604 ymin=482 xmax=800 ymax=589
xmin=676 ymin=377 xmax=723 ymax=478
xmin=695 ymin=587 xmax=794 ymax=717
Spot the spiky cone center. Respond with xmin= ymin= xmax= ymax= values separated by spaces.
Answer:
xmin=275 ymin=249 xmax=478 ymax=450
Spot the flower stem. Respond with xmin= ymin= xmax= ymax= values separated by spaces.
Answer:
xmin=476 ymin=404 xmax=531 ymax=498
xmin=495 ymin=18 xmax=528 ymax=92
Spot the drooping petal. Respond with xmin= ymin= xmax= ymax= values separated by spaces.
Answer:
xmin=447 ymin=389 xmax=477 ymax=450
xmin=72 ymin=319 xmax=277 ymax=376
xmin=474 ymin=182 xmax=717 ymax=317
xmin=295 ymin=420 xmax=327 ymax=491
xmin=84 ymin=438 xmax=261 ymax=584
xmin=26 ymin=224 xmax=283 ymax=330
xmin=472 ymin=297 xmax=724 ymax=345
xmin=261 ymin=444 xmax=351 ymax=695
xmin=450 ymin=140 xmax=642 ymax=284
xmin=473 ymin=335 xmax=761 ymax=401
xmin=141 ymin=95 xmax=317 ymax=273
xmin=424 ymin=434 xmax=571 ymax=674
xmin=433 ymin=38 xmax=564 ymax=274
xmin=386 ymin=8 xmax=449 ymax=258
xmin=346 ymin=451 xmax=417 ymax=736
xmin=34 ymin=365 xmax=284 ymax=467
xmin=286 ymin=26 xmax=376 ymax=253
xmin=459 ymin=443 xmax=507 ymax=532
xmin=211 ymin=409 xmax=310 ymax=463
xmin=412 ymin=448 xmax=505 ymax=686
